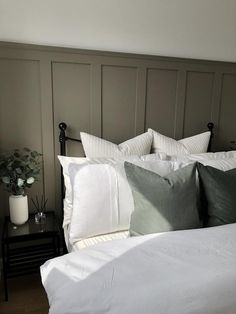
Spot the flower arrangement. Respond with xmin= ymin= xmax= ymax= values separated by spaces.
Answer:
xmin=0 ymin=148 xmax=42 ymax=195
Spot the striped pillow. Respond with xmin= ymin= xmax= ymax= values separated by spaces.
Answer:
xmin=148 ymin=129 xmax=211 ymax=155
xmin=80 ymin=132 xmax=152 ymax=158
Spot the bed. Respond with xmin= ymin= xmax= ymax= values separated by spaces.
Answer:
xmin=42 ymin=224 xmax=236 ymax=314
xmin=41 ymin=122 xmax=236 ymax=314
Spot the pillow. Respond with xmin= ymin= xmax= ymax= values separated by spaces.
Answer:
xmin=187 ymin=151 xmax=236 ymax=161
xmin=199 ymin=158 xmax=236 ymax=171
xmin=58 ymin=153 xmax=168 ymax=228
xmin=68 ymin=159 xmax=191 ymax=243
xmin=169 ymin=151 xmax=236 ymax=162
xmin=80 ymin=132 xmax=152 ymax=157
xmin=187 ymin=158 xmax=236 ymax=223
xmin=148 ymin=129 xmax=211 ymax=155
xmin=197 ymin=163 xmax=236 ymax=227
xmin=170 ymin=155 xmax=236 ymax=171
xmin=124 ymin=162 xmax=200 ymax=236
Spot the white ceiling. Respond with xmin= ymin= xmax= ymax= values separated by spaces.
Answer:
xmin=0 ymin=0 xmax=236 ymax=62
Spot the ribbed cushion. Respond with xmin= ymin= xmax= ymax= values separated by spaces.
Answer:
xmin=148 ymin=129 xmax=211 ymax=155
xmin=80 ymin=132 xmax=152 ymax=157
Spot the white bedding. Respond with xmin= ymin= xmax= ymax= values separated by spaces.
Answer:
xmin=41 ymin=224 xmax=236 ymax=314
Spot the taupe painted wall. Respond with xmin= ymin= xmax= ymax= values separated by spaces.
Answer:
xmin=0 ymin=42 xmax=236 ymax=223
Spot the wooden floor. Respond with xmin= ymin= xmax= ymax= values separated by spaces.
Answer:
xmin=0 ymin=273 xmax=49 ymax=314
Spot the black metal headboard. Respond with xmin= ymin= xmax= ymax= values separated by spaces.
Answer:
xmin=59 ymin=121 xmax=215 ymax=157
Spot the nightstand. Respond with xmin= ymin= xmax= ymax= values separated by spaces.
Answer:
xmin=1 ymin=211 xmax=61 ymax=301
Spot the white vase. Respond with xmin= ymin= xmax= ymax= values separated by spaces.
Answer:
xmin=9 ymin=195 xmax=29 ymax=225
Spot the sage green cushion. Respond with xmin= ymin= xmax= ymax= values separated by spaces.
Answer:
xmin=124 ymin=162 xmax=200 ymax=236
xmin=197 ymin=163 xmax=236 ymax=227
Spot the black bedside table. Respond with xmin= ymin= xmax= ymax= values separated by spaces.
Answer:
xmin=2 ymin=211 xmax=61 ymax=301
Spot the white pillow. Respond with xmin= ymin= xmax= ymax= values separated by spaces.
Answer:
xmin=148 ymin=129 xmax=211 ymax=155
xmin=168 ymin=151 xmax=236 ymax=163
xmin=198 ymin=158 xmax=236 ymax=171
xmin=80 ymin=132 xmax=152 ymax=157
xmin=187 ymin=151 xmax=236 ymax=161
xmin=58 ymin=153 xmax=168 ymax=228
xmin=68 ymin=159 xmax=191 ymax=244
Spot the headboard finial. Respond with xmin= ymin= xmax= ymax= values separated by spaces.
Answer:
xmin=59 ymin=122 xmax=67 ymax=145
xmin=59 ymin=122 xmax=67 ymax=133
xmin=207 ymin=122 xmax=214 ymax=152
xmin=207 ymin=122 xmax=214 ymax=132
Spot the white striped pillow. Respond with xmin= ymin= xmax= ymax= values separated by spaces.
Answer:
xmin=148 ymin=129 xmax=211 ymax=155
xmin=80 ymin=132 xmax=152 ymax=158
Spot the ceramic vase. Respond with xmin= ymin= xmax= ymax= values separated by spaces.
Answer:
xmin=9 ymin=195 xmax=29 ymax=225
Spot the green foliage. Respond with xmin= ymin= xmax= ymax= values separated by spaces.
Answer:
xmin=0 ymin=147 xmax=43 ymax=195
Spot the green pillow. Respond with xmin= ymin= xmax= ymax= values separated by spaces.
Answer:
xmin=124 ymin=162 xmax=200 ymax=236
xmin=197 ymin=163 xmax=236 ymax=227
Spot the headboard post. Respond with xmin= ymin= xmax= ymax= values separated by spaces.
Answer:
xmin=59 ymin=122 xmax=67 ymax=157
xmin=59 ymin=122 xmax=67 ymax=212
xmin=207 ymin=122 xmax=214 ymax=152
xmin=58 ymin=122 xmax=68 ymax=253
xmin=58 ymin=121 xmax=82 ymax=212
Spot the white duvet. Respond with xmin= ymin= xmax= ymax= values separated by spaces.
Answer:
xmin=41 ymin=224 xmax=236 ymax=314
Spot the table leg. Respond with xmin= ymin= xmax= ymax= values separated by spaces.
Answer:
xmin=2 ymin=241 xmax=8 ymax=301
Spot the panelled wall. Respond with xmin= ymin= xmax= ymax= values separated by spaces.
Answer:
xmin=0 ymin=42 xmax=236 ymax=220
